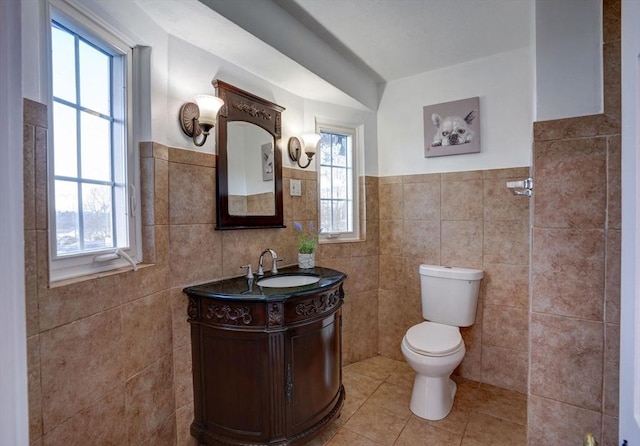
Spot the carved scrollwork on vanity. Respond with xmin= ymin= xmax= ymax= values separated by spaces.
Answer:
xmin=205 ymin=303 xmax=253 ymax=325
xmin=295 ymin=288 xmax=342 ymax=317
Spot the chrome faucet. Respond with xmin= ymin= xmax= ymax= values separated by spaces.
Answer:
xmin=257 ymin=249 xmax=280 ymax=276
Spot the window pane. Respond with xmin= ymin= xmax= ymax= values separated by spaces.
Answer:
xmin=55 ymin=180 xmax=80 ymax=254
xmin=82 ymin=184 xmax=113 ymax=251
xmin=332 ymin=134 xmax=347 ymax=167
xmin=332 ymin=200 xmax=347 ymax=232
xmin=320 ymin=200 xmax=332 ymax=232
xmin=319 ymin=134 xmax=332 ymax=165
xmin=51 ymin=25 xmax=76 ymax=103
xmin=319 ymin=166 xmax=332 ymax=199
xmin=79 ymin=40 xmax=111 ymax=115
xmin=332 ymin=167 xmax=347 ymax=199
xmin=53 ymin=102 xmax=78 ymax=178
xmin=80 ymin=111 xmax=111 ymax=181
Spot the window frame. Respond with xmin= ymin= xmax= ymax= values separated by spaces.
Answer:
xmin=315 ymin=120 xmax=361 ymax=244
xmin=47 ymin=0 xmax=141 ymax=282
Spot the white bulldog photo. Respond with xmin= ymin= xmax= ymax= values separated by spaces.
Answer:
xmin=431 ymin=109 xmax=477 ymax=147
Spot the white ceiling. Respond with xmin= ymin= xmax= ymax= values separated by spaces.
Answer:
xmin=278 ymin=0 xmax=532 ymax=82
xmin=135 ymin=0 xmax=531 ymax=109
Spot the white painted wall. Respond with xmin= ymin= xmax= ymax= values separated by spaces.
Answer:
xmin=535 ymin=0 xmax=602 ymax=121
xmin=377 ymin=48 xmax=532 ymax=176
xmin=2 ymin=0 xmax=28 ymax=444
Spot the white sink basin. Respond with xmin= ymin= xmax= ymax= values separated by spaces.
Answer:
xmin=257 ymin=275 xmax=320 ymax=288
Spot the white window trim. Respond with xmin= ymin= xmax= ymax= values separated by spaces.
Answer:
xmin=315 ymin=119 xmax=363 ymax=244
xmin=46 ymin=0 xmax=143 ymax=283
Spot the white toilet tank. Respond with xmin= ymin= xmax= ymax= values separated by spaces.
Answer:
xmin=419 ymin=265 xmax=483 ymax=327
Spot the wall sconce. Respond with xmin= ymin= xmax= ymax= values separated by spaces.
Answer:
xmin=179 ymin=95 xmax=224 ymax=147
xmin=288 ymin=133 xmax=321 ymax=168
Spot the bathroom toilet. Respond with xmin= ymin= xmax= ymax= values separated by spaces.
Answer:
xmin=401 ymin=264 xmax=483 ymax=421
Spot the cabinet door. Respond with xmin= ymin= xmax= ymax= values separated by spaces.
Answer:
xmin=286 ymin=310 xmax=342 ymax=434
xmin=199 ymin=327 xmax=271 ymax=441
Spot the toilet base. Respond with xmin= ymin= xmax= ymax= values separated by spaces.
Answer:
xmin=409 ymin=376 xmax=457 ymax=421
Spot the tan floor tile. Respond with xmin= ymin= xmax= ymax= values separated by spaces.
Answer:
xmin=460 ymin=412 xmax=526 ymax=445
xmin=366 ymin=382 xmax=413 ymax=418
xmin=325 ymin=428 xmax=383 ymax=446
xmin=344 ymin=356 xmax=403 ymax=380
xmin=385 ymin=363 xmax=414 ymax=390
xmin=304 ymin=422 xmax=341 ymax=446
xmin=344 ymin=400 xmax=409 ymax=445
xmin=395 ymin=416 xmax=463 ymax=446
xmin=473 ymin=383 xmax=527 ymax=425
xmin=421 ymin=398 xmax=473 ymax=436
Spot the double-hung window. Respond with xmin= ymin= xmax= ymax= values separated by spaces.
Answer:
xmin=49 ymin=4 xmax=140 ymax=282
xmin=317 ymin=123 xmax=360 ymax=242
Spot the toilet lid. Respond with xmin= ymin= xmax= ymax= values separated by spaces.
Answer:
xmin=405 ymin=322 xmax=463 ymax=357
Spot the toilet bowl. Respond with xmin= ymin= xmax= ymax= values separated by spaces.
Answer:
xmin=401 ymin=321 xmax=465 ymax=420
xmin=401 ymin=265 xmax=483 ymax=421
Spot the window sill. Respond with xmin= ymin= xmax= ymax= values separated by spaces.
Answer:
xmin=49 ymin=262 xmax=152 ymax=289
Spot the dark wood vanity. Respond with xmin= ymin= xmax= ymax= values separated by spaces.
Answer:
xmin=184 ymin=266 xmax=346 ymax=445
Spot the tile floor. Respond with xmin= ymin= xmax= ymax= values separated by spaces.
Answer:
xmin=307 ymin=356 xmax=527 ymax=445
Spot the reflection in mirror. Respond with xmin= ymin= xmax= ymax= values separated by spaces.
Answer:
xmin=227 ymin=122 xmax=275 ymax=216
xmin=215 ymin=80 xmax=285 ymax=229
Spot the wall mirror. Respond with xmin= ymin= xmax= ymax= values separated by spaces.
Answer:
xmin=215 ymin=80 xmax=285 ymax=229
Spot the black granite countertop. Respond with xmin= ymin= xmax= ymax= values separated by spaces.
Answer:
xmin=183 ymin=265 xmax=347 ymax=301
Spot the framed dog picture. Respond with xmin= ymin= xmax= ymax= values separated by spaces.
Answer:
xmin=423 ymin=97 xmax=480 ymax=158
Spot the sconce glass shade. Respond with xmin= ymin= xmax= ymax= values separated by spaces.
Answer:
xmin=301 ymin=133 xmax=321 ymax=156
xmin=194 ymin=95 xmax=224 ymax=127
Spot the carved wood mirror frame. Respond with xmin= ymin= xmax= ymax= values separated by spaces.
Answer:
xmin=214 ymin=80 xmax=286 ymax=229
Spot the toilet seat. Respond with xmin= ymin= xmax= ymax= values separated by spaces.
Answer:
xmin=405 ymin=322 xmax=463 ymax=357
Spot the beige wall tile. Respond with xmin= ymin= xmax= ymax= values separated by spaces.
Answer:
xmin=23 ymin=124 xmax=36 ymax=231
xmin=441 ymin=220 xmax=483 ymax=268
xmin=534 ymin=137 xmax=607 ymax=229
xmin=532 ymin=228 xmax=605 ymax=320
xmin=379 ymin=220 xmax=403 ymax=257
xmin=482 ymin=304 xmax=528 ymax=351
xmin=403 ymin=220 xmax=441 ymax=260
xmin=483 ymin=177 xmax=529 ymax=222
xmin=603 ymin=0 xmax=621 ymax=43
xmin=122 ymin=290 xmax=172 ymax=378
xmin=379 ymin=182 xmax=403 ymax=220
xmin=530 ymin=313 xmax=603 ymax=411
xmin=24 ymin=230 xmax=38 ymax=336
xmin=173 ymin=345 xmax=194 ymax=410
xmin=480 ymin=345 xmax=528 ymax=394
xmin=528 ymin=395 xmax=602 ymax=445
xmin=456 ymin=340 xmax=481 ymax=382
xmin=403 ymin=181 xmax=440 ymax=221
xmin=603 ymin=323 xmax=620 ymax=416
xmin=38 ymin=274 xmax=123 ymax=331
xmin=169 ymin=223 xmax=222 ymax=287
xmin=120 ymin=264 xmax=170 ymax=303
xmin=482 ymin=263 xmax=529 ymax=309
xmin=603 ymin=40 xmax=621 ymax=121
xmin=605 ymin=230 xmax=621 ymax=324
xmin=125 ymin=354 xmax=174 ymax=446
xmin=607 ymin=135 xmax=621 ymax=230
xmin=35 ymin=127 xmax=48 ymax=231
xmin=171 ymin=287 xmax=191 ymax=350
xmin=27 ymin=336 xmax=42 ymax=443
xmin=441 ymin=179 xmax=483 ymax=221
xmin=483 ymin=220 xmax=529 ymax=265
xmin=42 ymin=388 xmax=125 ymax=446
xmin=169 ymin=162 xmax=215 ymax=225
xmin=40 ymin=309 xmax=124 ymax=433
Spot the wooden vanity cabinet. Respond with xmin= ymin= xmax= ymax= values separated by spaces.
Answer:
xmin=186 ymin=282 xmax=345 ymax=446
